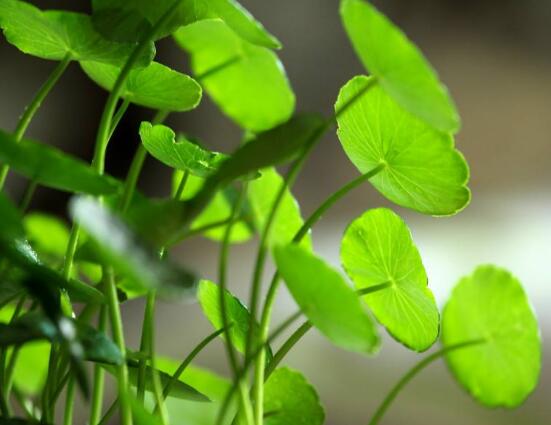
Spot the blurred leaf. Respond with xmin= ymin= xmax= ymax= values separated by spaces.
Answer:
xmin=336 ymin=76 xmax=470 ymax=216
xmin=248 ymin=168 xmax=311 ymax=249
xmin=274 ymin=244 xmax=379 ymax=354
xmin=12 ymin=341 xmax=50 ymax=394
xmin=341 ymin=208 xmax=438 ymax=351
xmin=340 ymin=0 xmax=459 ymax=133
xmin=0 ymin=130 xmax=120 ymax=196
xmin=91 ymin=0 xmax=280 ymax=48
xmin=198 ymin=280 xmax=272 ymax=360
xmin=78 ymin=323 xmax=124 ymax=365
xmin=81 ymin=61 xmax=201 ymax=112
xmin=0 ymin=313 xmax=57 ymax=346
xmin=264 ymin=367 xmax=324 ymax=425
xmin=442 ymin=265 xmax=541 ymax=407
xmin=175 ymin=19 xmax=294 ymax=131
xmin=0 ymin=192 xmax=25 ymax=240
xmin=24 ymin=213 xmax=69 ymax=259
xmin=130 ymin=396 xmax=162 ymax=425
xmin=0 ymin=0 xmax=154 ymax=65
xmin=0 ymin=418 xmax=46 ymax=424
xmin=140 ymin=122 xmax=227 ymax=177
xmin=70 ymin=196 xmax=197 ymax=299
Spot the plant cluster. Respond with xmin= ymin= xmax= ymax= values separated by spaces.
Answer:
xmin=0 ymin=0 xmax=542 ymax=424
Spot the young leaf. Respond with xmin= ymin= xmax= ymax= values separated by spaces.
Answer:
xmin=174 ymin=19 xmax=294 ymax=131
xmin=0 ymin=130 xmax=120 ymax=196
xmin=69 ymin=196 xmax=197 ymax=299
xmin=442 ymin=265 xmax=541 ymax=407
xmin=140 ymin=122 xmax=227 ymax=177
xmin=264 ymin=367 xmax=325 ymax=425
xmin=340 ymin=0 xmax=459 ymax=133
xmin=248 ymin=168 xmax=311 ymax=249
xmin=274 ymin=244 xmax=379 ymax=354
xmin=24 ymin=213 xmax=70 ymax=260
xmin=341 ymin=208 xmax=439 ymax=351
xmin=91 ymin=0 xmax=280 ymax=48
xmin=335 ymin=76 xmax=470 ymax=216
xmin=81 ymin=61 xmax=202 ymax=112
xmin=0 ymin=0 xmax=154 ymax=66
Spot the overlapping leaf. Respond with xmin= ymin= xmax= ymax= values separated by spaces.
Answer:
xmin=336 ymin=76 xmax=470 ymax=215
xmin=442 ymin=265 xmax=541 ymax=407
xmin=341 ymin=208 xmax=438 ymax=351
xmin=81 ymin=61 xmax=201 ymax=112
xmin=274 ymin=244 xmax=379 ymax=354
xmin=175 ymin=19 xmax=294 ymax=131
xmin=340 ymin=0 xmax=459 ymax=132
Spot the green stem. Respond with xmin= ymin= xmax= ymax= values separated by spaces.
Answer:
xmin=108 ymin=99 xmax=131 ymax=141
xmin=0 ymin=53 xmax=71 ymax=190
xmin=265 ymin=321 xmax=312 ymax=379
xmin=166 ymin=217 xmax=233 ymax=246
xmin=368 ymin=340 xmax=485 ymax=425
xmin=62 ymin=378 xmax=75 ymax=425
xmin=173 ymin=170 xmax=190 ymax=200
xmin=98 ymin=397 xmax=118 ymax=425
xmin=89 ymin=307 xmax=108 ymax=425
xmin=18 ymin=180 xmax=37 ymax=213
xmin=136 ymin=291 xmax=154 ymax=402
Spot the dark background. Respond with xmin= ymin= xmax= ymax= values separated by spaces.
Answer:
xmin=1 ymin=1 xmax=549 ymax=424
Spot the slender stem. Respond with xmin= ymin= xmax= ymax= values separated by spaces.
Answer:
xmin=174 ymin=170 xmax=190 ymax=200
xmin=98 ymin=397 xmax=118 ymax=425
xmin=136 ymin=292 xmax=154 ymax=402
xmin=368 ymin=340 xmax=485 ymax=425
xmin=12 ymin=387 xmax=36 ymax=421
xmin=0 ymin=54 xmax=72 ymax=190
xmin=167 ymin=217 xmax=233 ymax=246
xmin=108 ymin=99 xmax=131 ymax=141
xmin=62 ymin=378 xmax=75 ymax=425
xmin=18 ymin=180 xmax=37 ymax=213
xmin=89 ymin=307 xmax=108 ymax=425
xmin=265 ymin=321 xmax=312 ymax=379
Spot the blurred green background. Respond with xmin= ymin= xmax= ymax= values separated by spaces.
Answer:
xmin=0 ymin=1 xmax=549 ymax=424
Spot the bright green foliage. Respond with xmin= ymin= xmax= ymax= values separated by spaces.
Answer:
xmin=442 ymin=265 xmax=541 ymax=407
xmin=0 ymin=192 xmax=25 ymax=241
xmin=140 ymin=122 xmax=227 ymax=177
xmin=341 ymin=208 xmax=438 ymax=351
xmin=91 ymin=0 xmax=280 ymax=48
xmin=174 ymin=19 xmax=295 ymax=131
xmin=248 ymin=168 xmax=311 ymax=249
xmin=24 ymin=213 xmax=69 ymax=260
xmin=264 ymin=367 xmax=325 ymax=425
xmin=81 ymin=61 xmax=202 ymax=112
xmin=340 ymin=0 xmax=460 ymax=133
xmin=130 ymin=397 xmax=163 ymax=425
xmin=336 ymin=76 xmax=470 ymax=215
xmin=274 ymin=244 xmax=379 ymax=354
xmin=0 ymin=130 xmax=120 ymax=196
xmin=0 ymin=0 xmax=154 ymax=66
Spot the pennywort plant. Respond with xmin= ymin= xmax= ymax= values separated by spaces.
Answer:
xmin=0 ymin=0 xmax=542 ymax=424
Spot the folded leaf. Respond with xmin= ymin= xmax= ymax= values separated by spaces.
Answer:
xmin=140 ymin=122 xmax=226 ymax=177
xmin=81 ymin=61 xmax=202 ymax=112
xmin=341 ymin=208 xmax=438 ymax=351
xmin=335 ymin=76 xmax=470 ymax=215
xmin=0 ymin=130 xmax=120 ymax=196
xmin=0 ymin=0 xmax=154 ymax=66
xmin=340 ymin=0 xmax=459 ymax=132
xmin=274 ymin=244 xmax=379 ymax=354
xmin=175 ymin=19 xmax=294 ymax=131
xmin=442 ymin=265 xmax=541 ymax=407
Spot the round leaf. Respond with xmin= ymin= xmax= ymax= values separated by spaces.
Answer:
xmin=442 ymin=265 xmax=541 ymax=407
xmin=175 ymin=19 xmax=294 ymax=131
xmin=81 ymin=61 xmax=202 ymax=112
xmin=340 ymin=0 xmax=459 ymax=133
xmin=341 ymin=208 xmax=438 ymax=351
xmin=264 ymin=368 xmax=325 ymax=425
xmin=0 ymin=0 xmax=154 ymax=66
xmin=335 ymin=75 xmax=470 ymax=216
xmin=274 ymin=244 xmax=380 ymax=354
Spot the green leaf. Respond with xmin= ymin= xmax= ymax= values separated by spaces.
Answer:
xmin=0 ymin=192 xmax=25 ymax=241
xmin=174 ymin=19 xmax=294 ymax=131
xmin=198 ymin=280 xmax=271 ymax=360
xmin=130 ymin=397 xmax=162 ymax=425
xmin=0 ymin=130 xmax=120 ymax=196
xmin=69 ymin=196 xmax=197 ymax=299
xmin=248 ymin=168 xmax=311 ymax=249
xmin=24 ymin=213 xmax=69 ymax=260
xmin=78 ymin=323 xmax=124 ymax=365
xmin=442 ymin=265 xmax=541 ymax=407
xmin=341 ymin=208 xmax=438 ymax=351
xmin=274 ymin=244 xmax=379 ymax=354
xmin=91 ymin=0 xmax=280 ymax=48
xmin=0 ymin=0 xmax=154 ymax=66
xmin=0 ymin=418 xmax=44 ymax=424
xmin=340 ymin=0 xmax=459 ymax=133
xmin=81 ymin=61 xmax=201 ymax=112
xmin=335 ymin=76 xmax=470 ymax=216
xmin=264 ymin=367 xmax=324 ymax=425
xmin=140 ymin=122 xmax=227 ymax=177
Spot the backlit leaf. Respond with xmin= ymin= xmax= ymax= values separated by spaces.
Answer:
xmin=335 ymin=76 xmax=470 ymax=215
xmin=274 ymin=244 xmax=379 ymax=354
xmin=442 ymin=265 xmax=541 ymax=407
xmin=340 ymin=0 xmax=459 ymax=132
xmin=341 ymin=208 xmax=438 ymax=351
xmin=174 ymin=19 xmax=294 ymax=131
xmin=81 ymin=61 xmax=202 ymax=112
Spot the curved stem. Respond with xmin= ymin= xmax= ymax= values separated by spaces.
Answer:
xmin=0 ymin=54 xmax=71 ymax=190
xmin=108 ymin=99 xmax=131 ymax=141
xmin=368 ymin=340 xmax=485 ymax=425
xmin=167 ymin=217 xmax=233 ymax=246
